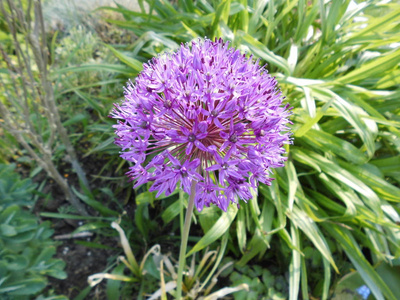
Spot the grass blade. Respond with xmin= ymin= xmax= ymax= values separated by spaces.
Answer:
xmin=187 ymin=205 xmax=237 ymax=256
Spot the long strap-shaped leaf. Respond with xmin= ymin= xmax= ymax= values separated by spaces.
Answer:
xmin=322 ymin=224 xmax=397 ymax=300
xmin=290 ymin=206 xmax=338 ymax=273
xmin=187 ymin=205 xmax=238 ymax=256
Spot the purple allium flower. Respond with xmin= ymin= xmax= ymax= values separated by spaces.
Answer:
xmin=111 ymin=38 xmax=292 ymax=212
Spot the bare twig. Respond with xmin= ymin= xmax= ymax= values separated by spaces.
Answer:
xmin=0 ymin=0 xmax=91 ymax=215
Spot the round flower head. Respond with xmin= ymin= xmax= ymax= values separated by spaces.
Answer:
xmin=111 ymin=38 xmax=292 ymax=212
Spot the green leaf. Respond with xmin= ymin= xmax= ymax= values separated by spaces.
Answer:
xmin=293 ymin=148 xmax=382 ymax=212
xmin=74 ymin=241 xmax=115 ymax=250
xmin=84 ymin=137 xmax=116 ymax=157
xmin=311 ymin=88 xmax=378 ymax=159
xmin=371 ymin=156 xmax=400 ymax=178
xmin=135 ymin=204 xmax=149 ymax=238
xmin=236 ymin=208 xmax=246 ymax=253
xmin=235 ymin=229 xmax=269 ymax=267
xmin=238 ymin=32 xmax=291 ymax=75
xmin=97 ymin=5 xmax=161 ymax=21
xmin=187 ymin=205 xmax=237 ymax=256
xmin=104 ymin=44 xmax=143 ymax=72
xmin=322 ymin=257 xmax=331 ymax=300
xmin=211 ymin=0 xmax=231 ymax=39
xmin=106 ymin=263 xmax=125 ymax=300
xmin=162 ymin=200 xmax=181 ymax=224
xmin=33 ymin=247 xmax=56 ymax=266
xmin=5 ymin=278 xmax=47 ymax=296
xmin=236 ymin=201 xmax=274 ymax=266
xmin=40 ymin=212 xmax=113 ymax=221
xmin=299 ymin=129 xmax=367 ymax=164
xmin=73 ymin=222 xmax=111 ymax=234
xmin=294 ymin=98 xmax=332 ymax=138
xmin=260 ymin=179 xmax=286 ymax=230
xmin=236 ymin=0 xmax=249 ymax=33
xmin=198 ymin=206 xmax=221 ymax=234
xmin=317 ymin=172 xmax=357 ymax=218
xmin=62 ymin=113 xmax=87 ymax=127
xmin=347 ymin=7 xmax=400 ymax=44
xmin=337 ymin=48 xmax=400 ymax=84
xmin=338 ymin=160 xmax=400 ymax=203
xmin=3 ymin=254 xmax=29 ymax=271
xmin=300 ymin=253 xmax=310 ymax=300
xmin=73 ymin=286 xmax=92 ymax=300
xmin=0 ymin=224 xmax=17 ymax=237
xmin=72 ymin=187 xmax=119 ymax=217
xmin=70 ymin=89 xmax=107 ymax=116
xmin=44 ymin=261 xmax=67 ymax=280
xmin=323 ymin=224 xmax=397 ymax=300
xmin=291 ymin=148 xmax=321 ymax=173
xmin=289 ymin=225 xmax=301 ymax=300
xmin=290 ymin=206 xmax=338 ymax=273
xmin=135 ymin=191 xmax=155 ymax=206
xmin=55 ymin=63 xmax=134 ymax=75
xmin=248 ymin=0 xmax=267 ymax=35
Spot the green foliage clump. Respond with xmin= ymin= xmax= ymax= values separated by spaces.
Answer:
xmin=230 ymin=265 xmax=288 ymax=300
xmin=55 ymin=26 xmax=116 ymax=87
xmin=95 ymin=0 xmax=400 ymax=299
xmin=0 ymin=164 xmax=67 ymax=299
xmin=0 ymin=164 xmax=37 ymax=208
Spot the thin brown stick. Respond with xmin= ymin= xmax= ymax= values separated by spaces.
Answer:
xmin=0 ymin=0 xmax=90 ymax=215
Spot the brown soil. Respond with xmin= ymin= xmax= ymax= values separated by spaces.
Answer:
xmin=48 ymin=224 xmax=116 ymax=299
xmin=31 ymin=151 xmax=129 ymax=299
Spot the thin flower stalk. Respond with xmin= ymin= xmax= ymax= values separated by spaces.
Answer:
xmin=176 ymin=180 xmax=197 ymax=299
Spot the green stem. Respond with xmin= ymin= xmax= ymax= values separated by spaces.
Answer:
xmin=137 ymin=278 xmax=145 ymax=300
xmin=176 ymin=180 xmax=197 ymax=299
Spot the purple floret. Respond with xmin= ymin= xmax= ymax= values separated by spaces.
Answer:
xmin=111 ymin=38 xmax=292 ymax=212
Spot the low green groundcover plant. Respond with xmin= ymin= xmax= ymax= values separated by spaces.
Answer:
xmin=0 ymin=164 xmax=67 ymax=299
